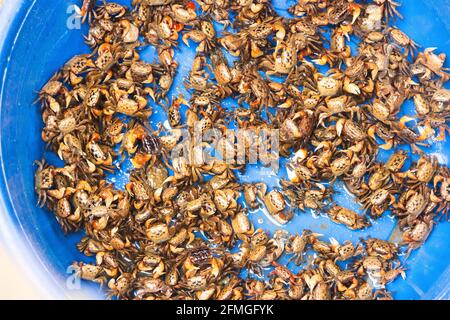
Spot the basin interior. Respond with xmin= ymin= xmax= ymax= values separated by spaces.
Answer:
xmin=0 ymin=0 xmax=449 ymax=299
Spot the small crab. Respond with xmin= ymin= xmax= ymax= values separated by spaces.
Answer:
xmin=402 ymin=214 xmax=435 ymax=257
xmin=430 ymin=166 xmax=450 ymax=220
xmin=327 ymin=205 xmax=371 ymax=230
xmin=360 ymin=185 xmax=396 ymax=218
xmin=34 ymin=160 xmax=55 ymax=207
xmin=260 ymin=189 xmax=293 ymax=225
xmin=182 ymin=19 xmax=216 ymax=53
xmin=364 ymin=238 xmax=399 ymax=261
xmin=285 ymin=230 xmax=317 ymax=265
xmin=259 ymin=34 xmax=300 ymax=78
xmin=242 ymin=182 xmax=266 ymax=210
xmin=414 ymin=48 xmax=450 ymax=83
xmin=403 ymin=156 xmax=438 ymax=186
xmin=394 ymin=184 xmax=431 ymax=227
xmin=387 ymin=27 xmax=418 ymax=57
xmin=330 ymin=238 xmax=363 ymax=262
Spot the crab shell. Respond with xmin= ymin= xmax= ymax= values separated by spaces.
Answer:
xmin=317 ymin=76 xmax=341 ymax=97
xmin=263 ymin=190 xmax=286 ymax=215
xmin=145 ymin=222 xmax=171 ymax=244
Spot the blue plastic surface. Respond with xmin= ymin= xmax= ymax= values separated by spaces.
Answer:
xmin=0 ymin=0 xmax=449 ymax=299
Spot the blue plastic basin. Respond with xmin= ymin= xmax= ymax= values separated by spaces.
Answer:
xmin=0 ymin=0 xmax=449 ymax=299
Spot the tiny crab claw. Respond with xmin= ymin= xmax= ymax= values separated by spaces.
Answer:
xmin=418 ymin=123 xmax=436 ymax=142
xmin=367 ymin=125 xmax=377 ymax=140
xmin=292 ymin=148 xmax=308 ymax=162
xmin=348 ymin=3 xmax=362 ymax=24
xmin=273 ymin=22 xmax=286 ymax=41
xmin=398 ymin=115 xmax=416 ymax=130
xmin=367 ymin=124 xmax=394 ymax=150
xmin=250 ymin=3 xmax=264 ymax=14
xmin=397 ymin=115 xmax=433 ymax=142
xmin=312 ymin=53 xmax=335 ymax=67
xmin=379 ymin=139 xmax=394 ymax=150
xmin=340 ymin=25 xmax=353 ymax=40
xmin=251 ymin=41 xmax=264 ymax=58
xmin=343 ymin=77 xmax=361 ymax=95
xmin=335 ymin=118 xmax=346 ymax=137
xmin=277 ymin=98 xmax=294 ymax=109
xmin=383 ymin=265 xmax=407 ymax=285
xmin=119 ymin=20 xmax=140 ymax=43
xmin=436 ymin=126 xmax=447 ymax=142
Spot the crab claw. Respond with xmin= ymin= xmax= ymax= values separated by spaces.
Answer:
xmin=435 ymin=126 xmax=446 ymax=141
xmin=367 ymin=124 xmax=377 ymax=140
xmin=315 ymin=183 xmax=327 ymax=193
xmin=176 ymin=96 xmax=188 ymax=106
xmin=314 ymin=141 xmax=330 ymax=152
xmin=312 ymin=55 xmax=331 ymax=66
xmin=210 ymin=258 xmax=223 ymax=278
xmin=306 ymin=158 xmax=319 ymax=174
xmin=131 ymin=153 xmax=151 ymax=169
xmin=348 ymin=3 xmax=361 ymax=24
xmin=430 ymin=190 xmax=442 ymax=203
xmin=145 ymin=87 xmax=156 ymax=102
xmin=119 ymin=20 xmax=139 ymax=43
xmin=318 ymin=112 xmax=329 ymax=126
xmin=70 ymin=73 xmax=84 ymax=86
xmin=379 ymin=139 xmax=393 ymax=150
xmin=162 ymin=176 xmax=178 ymax=185
xmin=292 ymin=148 xmax=308 ymax=161
xmin=417 ymin=124 xmax=435 ymax=141
xmin=340 ymin=25 xmax=353 ymax=40
xmin=85 ymin=159 xmax=97 ymax=173
xmin=424 ymin=47 xmax=438 ymax=54
xmin=278 ymin=98 xmax=294 ymax=109
xmin=349 ymin=140 xmax=364 ymax=152
xmin=298 ymin=48 xmax=312 ymax=60
xmin=97 ymin=43 xmax=112 ymax=56
xmin=46 ymin=188 xmax=67 ymax=200
xmin=343 ymin=78 xmax=360 ymax=95
xmin=173 ymin=22 xmax=184 ymax=32
xmin=273 ymin=22 xmax=286 ymax=41
xmin=399 ymin=115 xmax=416 ymax=129
xmin=250 ymin=3 xmax=264 ymax=14
xmin=329 ymin=237 xmax=340 ymax=250
xmin=251 ymin=42 xmax=263 ymax=58
xmin=336 ymin=118 xmax=346 ymax=137
xmin=408 ymin=78 xmax=419 ymax=86
xmin=182 ymin=34 xmax=191 ymax=47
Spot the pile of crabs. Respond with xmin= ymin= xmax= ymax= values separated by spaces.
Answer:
xmin=34 ymin=0 xmax=450 ymax=299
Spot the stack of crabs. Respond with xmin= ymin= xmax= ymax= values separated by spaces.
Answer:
xmin=34 ymin=0 xmax=450 ymax=299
